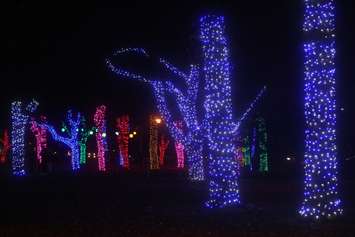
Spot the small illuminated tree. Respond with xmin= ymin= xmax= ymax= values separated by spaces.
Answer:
xmin=30 ymin=116 xmax=48 ymax=165
xmin=11 ymin=100 xmax=39 ymax=176
xmin=0 ymin=129 xmax=10 ymax=164
xmin=149 ymin=115 xmax=160 ymax=170
xmin=94 ymin=105 xmax=107 ymax=171
xmin=159 ymin=134 xmax=169 ymax=166
xmin=116 ymin=115 xmax=130 ymax=168
xmin=79 ymin=117 xmax=95 ymax=165
xmin=41 ymin=110 xmax=81 ymax=171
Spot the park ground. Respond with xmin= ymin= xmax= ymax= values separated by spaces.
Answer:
xmin=1 ymin=171 xmax=355 ymax=237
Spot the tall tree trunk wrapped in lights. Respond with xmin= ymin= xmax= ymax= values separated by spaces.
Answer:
xmin=149 ymin=115 xmax=159 ymax=170
xmin=30 ymin=116 xmax=47 ymax=165
xmin=200 ymin=15 xmax=240 ymax=207
xmin=300 ymin=0 xmax=342 ymax=219
xmin=256 ymin=117 xmax=268 ymax=173
xmin=11 ymin=100 xmax=39 ymax=176
xmin=116 ymin=115 xmax=130 ymax=168
xmin=159 ymin=134 xmax=169 ymax=166
xmin=94 ymin=105 xmax=107 ymax=172
xmin=0 ymin=129 xmax=10 ymax=164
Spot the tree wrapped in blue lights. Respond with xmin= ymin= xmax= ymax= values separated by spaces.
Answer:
xmin=106 ymin=16 xmax=266 ymax=206
xmin=41 ymin=110 xmax=81 ymax=171
xmin=300 ymin=0 xmax=342 ymax=219
xmin=107 ymin=49 xmax=206 ymax=181
xmin=11 ymin=100 xmax=39 ymax=176
xmin=200 ymin=15 xmax=240 ymax=207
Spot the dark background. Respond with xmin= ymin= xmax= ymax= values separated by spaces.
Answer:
xmin=1 ymin=0 xmax=354 ymax=175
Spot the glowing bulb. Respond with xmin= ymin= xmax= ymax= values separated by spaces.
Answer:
xmin=129 ymin=134 xmax=134 ymax=138
xmin=155 ymin=118 xmax=162 ymax=124
xmin=102 ymin=132 xmax=107 ymax=138
xmin=133 ymin=131 xmax=137 ymax=135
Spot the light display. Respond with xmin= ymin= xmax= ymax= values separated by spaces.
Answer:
xmin=257 ymin=117 xmax=268 ymax=172
xmin=106 ymin=48 xmax=205 ymax=181
xmin=30 ymin=116 xmax=47 ymax=165
xmin=174 ymin=121 xmax=185 ymax=168
xmin=242 ymin=136 xmax=250 ymax=168
xmin=106 ymin=15 xmax=267 ymax=204
xmin=94 ymin=105 xmax=107 ymax=171
xmin=300 ymin=0 xmax=342 ymax=219
xmin=79 ymin=117 xmax=94 ymax=165
xmin=250 ymin=127 xmax=256 ymax=171
xmin=42 ymin=110 xmax=81 ymax=170
xmin=11 ymin=100 xmax=39 ymax=176
xmin=235 ymin=146 xmax=243 ymax=171
xmin=116 ymin=115 xmax=129 ymax=168
xmin=149 ymin=115 xmax=159 ymax=170
xmin=201 ymin=15 xmax=240 ymax=207
xmin=0 ymin=129 xmax=10 ymax=164
xmin=159 ymin=134 xmax=169 ymax=166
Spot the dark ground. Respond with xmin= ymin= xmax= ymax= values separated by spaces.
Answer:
xmin=1 ymin=172 xmax=354 ymax=237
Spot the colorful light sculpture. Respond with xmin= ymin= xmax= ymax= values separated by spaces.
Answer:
xmin=149 ymin=115 xmax=159 ymax=170
xmin=30 ymin=116 xmax=47 ymax=165
xmin=257 ymin=117 xmax=268 ymax=172
xmin=300 ymin=0 xmax=342 ymax=219
xmin=0 ymin=129 xmax=10 ymax=164
xmin=94 ymin=105 xmax=107 ymax=171
xmin=159 ymin=134 xmax=169 ymax=166
xmin=79 ymin=117 xmax=94 ymax=165
xmin=116 ymin=115 xmax=129 ymax=168
xmin=41 ymin=110 xmax=81 ymax=171
xmin=200 ymin=15 xmax=240 ymax=207
xmin=11 ymin=100 xmax=39 ymax=176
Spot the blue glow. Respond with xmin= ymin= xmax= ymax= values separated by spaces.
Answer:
xmin=300 ymin=0 xmax=342 ymax=219
xmin=41 ymin=110 xmax=81 ymax=171
xmin=200 ymin=15 xmax=240 ymax=208
xmin=11 ymin=100 xmax=39 ymax=176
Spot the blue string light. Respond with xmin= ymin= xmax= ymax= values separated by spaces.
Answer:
xmin=200 ymin=15 xmax=240 ymax=208
xmin=41 ymin=110 xmax=81 ymax=171
xmin=11 ymin=100 xmax=39 ymax=176
xmin=300 ymin=0 xmax=342 ymax=219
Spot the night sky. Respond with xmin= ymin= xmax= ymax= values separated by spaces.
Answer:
xmin=1 ymin=0 xmax=354 ymax=173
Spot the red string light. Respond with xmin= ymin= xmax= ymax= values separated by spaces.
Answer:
xmin=174 ymin=121 xmax=185 ymax=168
xmin=116 ymin=115 xmax=129 ymax=168
xmin=94 ymin=105 xmax=107 ymax=171
xmin=159 ymin=135 xmax=169 ymax=166
xmin=0 ymin=129 xmax=10 ymax=164
xmin=30 ymin=117 xmax=47 ymax=165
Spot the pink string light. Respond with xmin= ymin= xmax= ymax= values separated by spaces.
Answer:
xmin=94 ymin=105 xmax=107 ymax=171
